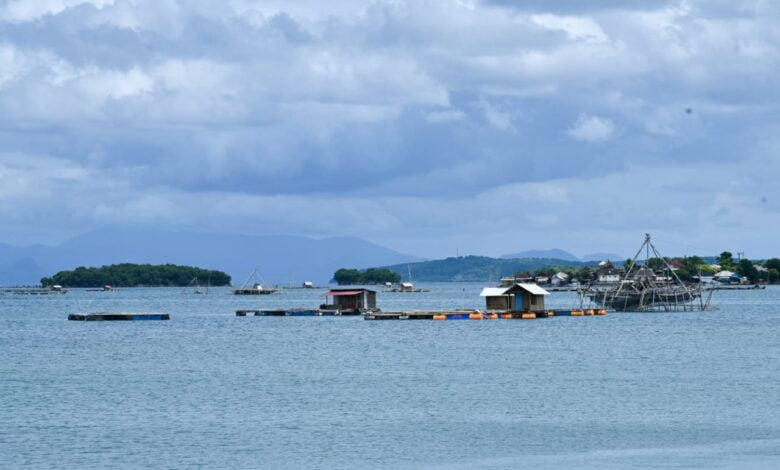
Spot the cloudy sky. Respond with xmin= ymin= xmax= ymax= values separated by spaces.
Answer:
xmin=1 ymin=0 xmax=779 ymax=258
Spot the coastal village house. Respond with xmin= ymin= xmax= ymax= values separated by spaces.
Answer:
xmin=597 ymin=260 xmax=624 ymax=283
xmin=551 ymin=272 xmax=570 ymax=286
xmin=499 ymin=274 xmax=534 ymax=287
xmin=480 ymin=283 xmax=550 ymax=312
xmin=714 ymin=271 xmax=744 ymax=284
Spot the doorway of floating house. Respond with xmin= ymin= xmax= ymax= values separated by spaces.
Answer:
xmin=513 ymin=292 xmax=523 ymax=311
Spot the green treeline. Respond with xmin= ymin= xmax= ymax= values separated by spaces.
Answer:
xmin=40 ymin=263 xmax=231 ymax=288
xmin=376 ymin=252 xmax=780 ymax=283
xmin=333 ymin=268 xmax=401 ymax=285
xmin=506 ymin=253 xmax=780 ymax=284
xmin=506 ymin=254 xmax=780 ymax=284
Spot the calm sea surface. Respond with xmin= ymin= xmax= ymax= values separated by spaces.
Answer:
xmin=1 ymin=284 xmax=779 ymax=469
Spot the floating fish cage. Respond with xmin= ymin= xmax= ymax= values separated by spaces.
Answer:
xmin=586 ymin=285 xmax=713 ymax=312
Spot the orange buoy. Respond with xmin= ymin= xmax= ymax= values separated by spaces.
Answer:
xmin=586 ymin=309 xmax=595 ymax=316
xmin=521 ymin=313 xmax=536 ymax=319
xmin=433 ymin=314 xmax=447 ymax=321
xmin=501 ymin=313 xmax=513 ymax=319
xmin=486 ymin=313 xmax=499 ymax=320
xmin=597 ymin=309 xmax=607 ymax=315
xmin=547 ymin=311 xmax=556 ymax=317
xmin=469 ymin=313 xmax=483 ymax=320
xmin=572 ymin=310 xmax=584 ymax=316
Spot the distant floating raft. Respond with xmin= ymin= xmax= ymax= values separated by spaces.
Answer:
xmin=68 ymin=312 xmax=170 ymax=321
xmin=6 ymin=288 xmax=68 ymax=295
xmin=235 ymin=309 xmax=361 ymax=317
xmin=232 ymin=287 xmax=277 ymax=295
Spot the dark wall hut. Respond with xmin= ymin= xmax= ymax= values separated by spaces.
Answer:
xmin=322 ymin=288 xmax=377 ymax=312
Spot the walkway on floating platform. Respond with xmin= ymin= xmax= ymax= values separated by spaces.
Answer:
xmin=236 ymin=309 xmax=362 ymax=317
xmin=68 ymin=312 xmax=170 ymax=321
xmin=365 ymin=309 xmax=607 ymax=320
xmin=234 ymin=308 xmax=607 ymax=320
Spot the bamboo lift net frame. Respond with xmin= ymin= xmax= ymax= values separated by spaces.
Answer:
xmin=583 ymin=233 xmax=715 ymax=312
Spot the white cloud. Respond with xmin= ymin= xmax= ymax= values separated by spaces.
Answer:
xmin=0 ymin=0 xmax=779 ymax=256
xmin=566 ymin=114 xmax=615 ymax=142
xmin=531 ymin=14 xmax=608 ymax=43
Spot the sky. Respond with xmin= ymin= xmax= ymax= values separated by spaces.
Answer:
xmin=1 ymin=0 xmax=779 ymax=259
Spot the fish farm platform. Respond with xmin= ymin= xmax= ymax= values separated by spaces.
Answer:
xmin=5 ymin=289 xmax=68 ymax=295
xmin=232 ymin=289 xmax=277 ymax=295
xmin=68 ymin=312 xmax=170 ymax=321
xmin=365 ymin=309 xmax=607 ymax=320
xmin=236 ymin=309 xmax=362 ymax=317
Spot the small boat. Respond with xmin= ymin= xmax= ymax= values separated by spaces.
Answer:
xmin=182 ymin=277 xmax=209 ymax=295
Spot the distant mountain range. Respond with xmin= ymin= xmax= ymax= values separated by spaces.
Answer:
xmin=384 ymin=255 xmax=597 ymax=282
xmin=500 ymin=249 xmax=624 ymax=263
xmin=0 ymin=228 xmax=423 ymax=286
xmin=0 ymin=228 xmax=634 ymax=286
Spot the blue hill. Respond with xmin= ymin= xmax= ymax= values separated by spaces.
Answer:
xmin=500 ymin=249 xmax=580 ymax=262
xmin=383 ymin=255 xmax=596 ymax=282
xmin=0 ymin=228 xmax=423 ymax=286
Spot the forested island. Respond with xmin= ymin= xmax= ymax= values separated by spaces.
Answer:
xmin=40 ymin=263 xmax=231 ymax=288
xmin=333 ymin=268 xmax=401 ymax=285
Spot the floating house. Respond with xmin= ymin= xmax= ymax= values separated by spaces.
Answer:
xmin=479 ymin=283 xmax=550 ymax=312
xmin=321 ymin=288 xmax=377 ymax=313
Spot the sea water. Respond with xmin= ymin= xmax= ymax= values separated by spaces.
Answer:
xmin=1 ymin=284 xmax=779 ymax=469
